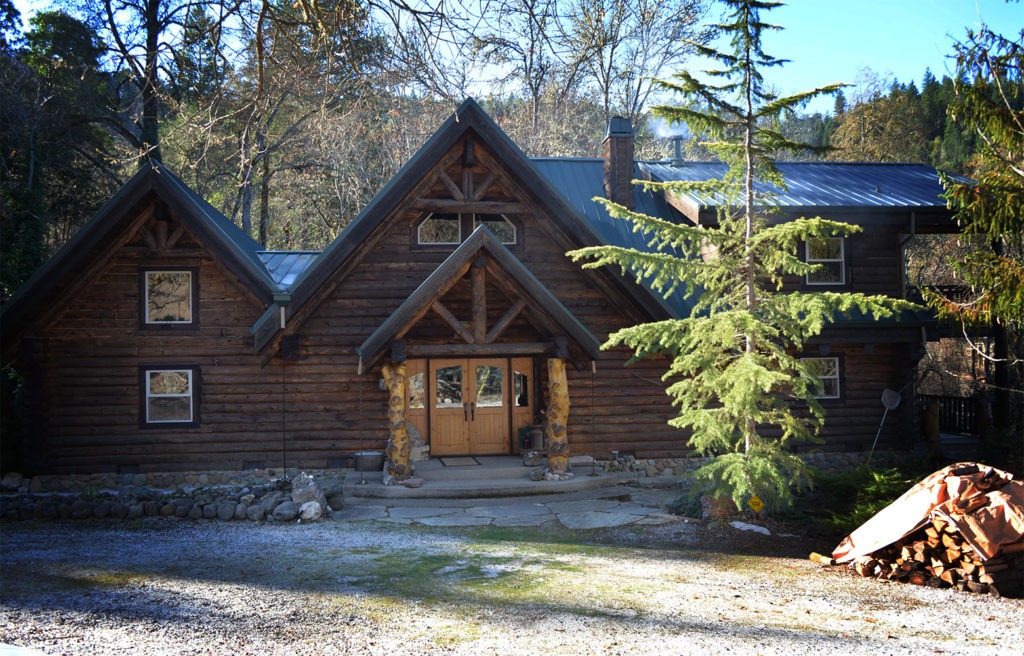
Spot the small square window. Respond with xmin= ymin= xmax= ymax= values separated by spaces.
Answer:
xmin=474 ymin=214 xmax=516 ymax=244
xmin=142 ymin=269 xmax=196 ymax=326
xmin=801 ymin=357 xmax=840 ymax=399
xmin=417 ymin=214 xmax=461 ymax=244
xmin=806 ymin=237 xmax=845 ymax=285
xmin=142 ymin=366 xmax=199 ymax=426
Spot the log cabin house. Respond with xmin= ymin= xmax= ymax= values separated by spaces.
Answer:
xmin=0 ymin=99 xmax=959 ymax=478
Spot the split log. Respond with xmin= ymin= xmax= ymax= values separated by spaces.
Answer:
xmin=840 ymin=516 xmax=1023 ymax=597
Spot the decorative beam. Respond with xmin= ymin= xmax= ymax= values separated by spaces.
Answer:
xmin=431 ymin=301 xmax=474 ymax=344
xmin=165 ymin=224 xmax=186 ymax=250
xmin=438 ymin=171 xmax=464 ymax=201
xmin=406 ymin=342 xmax=555 ymax=357
xmin=471 ymin=258 xmax=487 ymax=343
xmin=485 ymin=298 xmax=527 ymax=343
xmin=412 ymin=199 xmax=526 ymax=214
xmin=470 ymin=171 xmax=496 ymax=201
xmin=137 ymin=223 xmax=158 ymax=250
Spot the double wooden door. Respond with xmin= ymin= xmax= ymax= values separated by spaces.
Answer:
xmin=421 ymin=357 xmax=537 ymax=456
xmin=429 ymin=358 xmax=509 ymax=456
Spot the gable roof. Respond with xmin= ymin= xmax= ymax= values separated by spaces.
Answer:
xmin=254 ymin=98 xmax=676 ymax=353
xmin=1 ymin=162 xmax=279 ymax=346
xmin=358 ymin=227 xmax=602 ymax=369
xmin=532 ymin=158 xmax=695 ymax=318
xmin=641 ymin=161 xmax=961 ymax=226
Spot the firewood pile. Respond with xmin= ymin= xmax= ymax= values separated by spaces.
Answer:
xmin=824 ymin=463 xmax=1024 ymax=598
xmin=847 ymin=514 xmax=1024 ymax=596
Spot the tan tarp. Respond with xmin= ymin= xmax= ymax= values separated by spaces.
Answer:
xmin=832 ymin=462 xmax=1022 ymax=564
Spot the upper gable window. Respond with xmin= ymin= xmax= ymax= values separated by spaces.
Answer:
xmin=142 ymin=269 xmax=196 ymax=326
xmin=417 ymin=213 xmax=461 ymax=245
xmin=474 ymin=214 xmax=516 ymax=244
xmin=806 ymin=237 xmax=846 ymax=285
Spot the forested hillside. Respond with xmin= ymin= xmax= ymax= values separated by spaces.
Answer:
xmin=0 ymin=0 xmax=1015 ymax=297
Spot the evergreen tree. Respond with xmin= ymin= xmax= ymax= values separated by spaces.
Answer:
xmin=927 ymin=20 xmax=1024 ymax=440
xmin=570 ymin=0 xmax=913 ymax=511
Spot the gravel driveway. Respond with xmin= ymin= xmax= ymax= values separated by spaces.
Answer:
xmin=2 ymin=519 xmax=1023 ymax=655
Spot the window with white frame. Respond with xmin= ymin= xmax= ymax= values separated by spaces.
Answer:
xmin=802 ymin=357 xmax=840 ymax=399
xmin=417 ymin=213 xmax=461 ymax=245
xmin=473 ymin=214 xmax=516 ymax=244
xmin=143 ymin=269 xmax=195 ymax=324
xmin=805 ymin=237 xmax=845 ymax=285
xmin=142 ymin=367 xmax=198 ymax=425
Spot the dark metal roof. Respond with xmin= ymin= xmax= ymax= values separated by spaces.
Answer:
xmin=640 ymin=161 xmax=958 ymax=209
xmin=257 ymin=251 xmax=320 ymax=292
xmin=532 ymin=157 xmax=695 ymax=318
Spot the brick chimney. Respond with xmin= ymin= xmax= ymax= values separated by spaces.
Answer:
xmin=603 ymin=116 xmax=635 ymax=210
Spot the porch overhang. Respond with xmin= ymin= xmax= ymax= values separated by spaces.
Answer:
xmin=357 ymin=227 xmax=602 ymax=371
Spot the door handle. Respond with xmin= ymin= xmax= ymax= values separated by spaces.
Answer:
xmin=471 ymin=402 xmax=476 ymax=421
xmin=463 ymin=402 xmax=468 ymax=421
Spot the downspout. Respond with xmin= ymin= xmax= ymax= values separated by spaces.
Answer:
xmin=273 ymin=293 xmax=291 ymax=473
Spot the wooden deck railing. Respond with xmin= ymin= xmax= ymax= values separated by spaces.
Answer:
xmin=918 ymin=394 xmax=979 ymax=435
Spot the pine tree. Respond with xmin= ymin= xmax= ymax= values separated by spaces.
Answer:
xmin=570 ymin=0 xmax=914 ymax=511
xmin=927 ymin=22 xmax=1024 ymax=439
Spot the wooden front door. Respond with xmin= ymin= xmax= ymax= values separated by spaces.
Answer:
xmin=429 ymin=358 xmax=511 ymax=455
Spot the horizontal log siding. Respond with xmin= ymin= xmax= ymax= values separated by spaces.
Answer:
xmin=29 ymin=225 xmax=302 ymax=474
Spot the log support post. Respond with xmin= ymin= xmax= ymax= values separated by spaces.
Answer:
xmin=382 ymin=361 xmax=411 ymax=484
xmin=545 ymin=356 xmax=570 ymax=474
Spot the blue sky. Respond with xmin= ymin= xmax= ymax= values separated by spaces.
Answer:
xmin=11 ymin=0 xmax=1022 ymax=116
xmin=756 ymin=0 xmax=1022 ymax=114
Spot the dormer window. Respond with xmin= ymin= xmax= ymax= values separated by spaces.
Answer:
xmin=417 ymin=213 xmax=461 ymax=245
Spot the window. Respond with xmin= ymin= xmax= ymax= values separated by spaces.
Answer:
xmin=142 ymin=269 xmax=196 ymax=326
xmin=142 ymin=366 xmax=199 ymax=426
xmin=474 ymin=214 xmax=516 ymax=244
xmin=417 ymin=213 xmax=518 ymax=246
xmin=514 ymin=369 xmax=529 ymax=407
xmin=806 ymin=237 xmax=845 ymax=285
xmin=802 ymin=357 xmax=840 ymax=399
xmin=418 ymin=213 xmax=460 ymax=245
xmin=407 ymin=371 xmax=425 ymax=409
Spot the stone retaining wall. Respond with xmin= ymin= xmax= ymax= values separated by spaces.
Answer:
xmin=598 ymin=450 xmax=908 ymax=478
xmin=0 ymin=470 xmax=346 ymax=523
xmin=0 ymin=451 xmax=908 ymax=522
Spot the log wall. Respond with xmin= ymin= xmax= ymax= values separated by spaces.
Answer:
xmin=13 ymin=138 xmax=932 ymax=474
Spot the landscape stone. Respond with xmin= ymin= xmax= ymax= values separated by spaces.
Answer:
xmin=234 ymin=502 xmax=248 ymax=520
xmin=202 ymin=504 xmax=218 ymax=519
xmin=246 ymin=505 xmax=266 ymax=521
xmin=216 ymin=502 xmax=235 ymax=520
xmin=70 ymin=500 xmax=93 ymax=520
xmin=188 ymin=505 xmax=204 ymax=519
xmin=272 ymin=501 xmax=300 ymax=521
xmin=0 ymin=472 xmax=22 ymax=492
xmin=290 ymin=473 xmax=319 ymax=504
xmin=298 ymin=501 xmax=322 ymax=521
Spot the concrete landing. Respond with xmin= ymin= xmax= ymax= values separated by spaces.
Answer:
xmin=336 ymin=456 xmax=681 ymax=529
xmin=342 ymin=455 xmax=633 ymax=500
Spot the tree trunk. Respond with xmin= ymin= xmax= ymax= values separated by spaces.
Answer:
xmin=141 ymin=0 xmax=162 ymax=162
xmin=259 ymin=156 xmax=271 ymax=247
xmin=382 ymin=361 xmax=411 ymax=483
xmin=545 ymin=357 xmax=570 ymax=474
